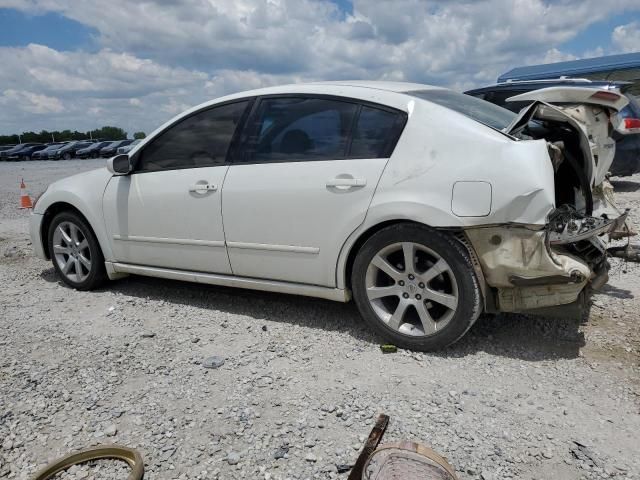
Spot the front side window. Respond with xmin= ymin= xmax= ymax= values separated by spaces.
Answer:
xmin=242 ymin=97 xmax=358 ymax=162
xmin=137 ymin=100 xmax=250 ymax=172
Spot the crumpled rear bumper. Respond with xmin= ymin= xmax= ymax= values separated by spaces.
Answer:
xmin=465 ymin=210 xmax=626 ymax=313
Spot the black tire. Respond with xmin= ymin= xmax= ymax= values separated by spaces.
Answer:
xmin=63 ymin=152 xmax=71 ymax=160
xmin=25 ymin=155 xmax=31 ymax=161
xmin=91 ymin=152 xmax=98 ymax=158
xmin=352 ymin=223 xmax=482 ymax=351
xmin=47 ymin=211 xmax=106 ymax=290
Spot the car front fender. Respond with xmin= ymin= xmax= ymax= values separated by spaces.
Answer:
xmin=34 ymin=168 xmax=115 ymax=261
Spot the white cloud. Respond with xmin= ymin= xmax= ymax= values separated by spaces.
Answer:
xmin=612 ymin=22 xmax=640 ymax=53
xmin=0 ymin=89 xmax=64 ymax=113
xmin=1 ymin=0 xmax=640 ymax=134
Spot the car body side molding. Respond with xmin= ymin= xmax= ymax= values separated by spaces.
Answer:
xmin=106 ymin=262 xmax=349 ymax=302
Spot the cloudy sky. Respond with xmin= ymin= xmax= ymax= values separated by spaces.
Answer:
xmin=0 ymin=0 xmax=639 ymax=136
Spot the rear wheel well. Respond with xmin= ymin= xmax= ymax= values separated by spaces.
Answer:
xmin=345 ymin=220 xmax=424 ymax=290
xmin=41 ymin=203 xmax=93 ymax=259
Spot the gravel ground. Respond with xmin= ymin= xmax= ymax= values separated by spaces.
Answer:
xmin=1 ymin=159 xmax=639 ymax=480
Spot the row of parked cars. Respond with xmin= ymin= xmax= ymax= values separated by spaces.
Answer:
xmin=0 ymin=138 xmax=141 ymax=161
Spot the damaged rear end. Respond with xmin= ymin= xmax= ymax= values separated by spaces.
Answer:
xmin=465 ymin=87 xmax=632 ymax=317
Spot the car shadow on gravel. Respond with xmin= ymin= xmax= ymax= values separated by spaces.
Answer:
xmin=448 ymin=313 xmax=586 ymax=361
xmin=40 ymin=268 xmax=586 ymax=361
xmin=599 ymin=283 xmax=634 ymax=299
xmin=610 ymin=179 xmax=640 ymax=192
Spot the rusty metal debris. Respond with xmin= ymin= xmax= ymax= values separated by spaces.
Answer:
xmin=348 ymin=414 xmax=390 ymax=480
xmin=348 ymin=414 xmax=459 ymax=479
xmin=608 ymin=244 xmax=640 ymax=262
xmin=30 ymin=445 xmax=144 ymax=480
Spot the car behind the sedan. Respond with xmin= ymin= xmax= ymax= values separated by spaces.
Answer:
xmin=29 ymin=81 xmax=630 ymax=351
xmin=465 ymin=78 xmax=640 ymax=176
xmin=76 ymin=141 xmax=112 ymax=159
xmin=5 ymin=143 xmax=46 ymax=161
xmin=50 ymin=141 xmax=93 ymax=160
xmin=100 ymin=139 xmax=133 ymax=157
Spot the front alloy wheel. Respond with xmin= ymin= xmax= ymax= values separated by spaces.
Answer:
xmin=48 ymin=212 xmax=106 ymax=290
xmin=352 ymin=224 xmax=481 ymax=351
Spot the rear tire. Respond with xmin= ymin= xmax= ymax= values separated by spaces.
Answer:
xmin=48 ymin=211 xmax=106 ymax=290
xmin=352 ymin=224 xmax=482 ymax=351
xmin=63 ymin=152 xmax=71 ymax=160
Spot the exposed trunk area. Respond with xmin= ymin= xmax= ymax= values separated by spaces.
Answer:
xmin=467 ymin=97 xmax=633 ymax=315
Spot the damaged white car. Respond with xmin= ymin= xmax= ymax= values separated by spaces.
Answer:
xmin=29 ymin=81 xmax=631 ymax=350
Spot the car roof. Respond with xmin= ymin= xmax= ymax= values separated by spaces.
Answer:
xmin=304 ymin=80 xmax=444 ymax=92
xmin=201 ymin=81 xmax=443 ymax=106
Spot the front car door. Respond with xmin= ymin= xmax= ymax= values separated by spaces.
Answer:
xmin=103 ymin=99 xmax=251 ymax=273
xmin=222 ymin=95 xmax=407 ymax=286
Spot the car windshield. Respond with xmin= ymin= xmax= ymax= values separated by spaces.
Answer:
xmin=409 ymin=89 xmax=516 ymax=131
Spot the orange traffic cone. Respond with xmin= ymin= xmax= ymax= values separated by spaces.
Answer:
xmin=19 ymin=178 xmax=33 ymax=209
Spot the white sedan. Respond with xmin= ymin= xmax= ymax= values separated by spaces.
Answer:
xmin=29 ymin=81 xmax=630 ymax=350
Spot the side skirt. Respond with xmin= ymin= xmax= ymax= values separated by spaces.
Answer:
xmin=104 ymin=261 xmax=350 ymax=302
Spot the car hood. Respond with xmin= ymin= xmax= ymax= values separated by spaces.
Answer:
xmin=42 ymin=167 xmax=112 ymax=202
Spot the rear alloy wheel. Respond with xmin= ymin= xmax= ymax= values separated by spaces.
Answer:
xmin=48 ymin=212 xmax=106 ymax=290
xmin=352 ymin=224 xmax=481 ymax=351
xmin=63 ymin=152 xmax=71 ymax=160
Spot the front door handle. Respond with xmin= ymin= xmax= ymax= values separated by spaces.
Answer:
xmin=189 ymin=182 xmax=218 ymax=194
xmin=326 ymin=177 xmax=367 ymax=188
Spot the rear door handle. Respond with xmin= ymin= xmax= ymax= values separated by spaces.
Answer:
xmin=189 ymin=182 xmax=218 ymax=193
xmin=326 ymin=177 xmax=367 ymax=188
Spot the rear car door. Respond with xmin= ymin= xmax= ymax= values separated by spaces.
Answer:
xmin=221 ymin=95 xmax=406 ymax=287
xmin=103 ymin=100 xmax=251 ymax=273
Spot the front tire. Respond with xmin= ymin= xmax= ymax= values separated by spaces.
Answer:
xmin=48 ymin=211 xmax=106 ymax=290
xmin=352 ymin=224 xmax=481 ymax=351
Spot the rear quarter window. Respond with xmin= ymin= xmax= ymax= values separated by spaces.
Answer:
xmin=410 ymin=89 xmax=516 ymax=131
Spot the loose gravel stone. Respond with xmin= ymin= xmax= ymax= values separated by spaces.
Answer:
xmin=202 ymin=355 xmax=225 ymax=369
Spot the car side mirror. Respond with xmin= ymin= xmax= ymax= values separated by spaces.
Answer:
xmin=107 ymin=154 xmax=132 ymax=175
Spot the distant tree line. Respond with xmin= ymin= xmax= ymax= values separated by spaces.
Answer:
xmin=0 ymin=126 xmax=146 ymax=145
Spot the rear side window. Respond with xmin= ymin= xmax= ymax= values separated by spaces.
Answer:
xmin=350 ymin=106 xmax=404 ymax=158
xmin=243 ymin=97 xmax=358 ymax=162
xmin=241 ymin=97 xmax=406 ymax=163
xmin=411 ymin=90 xmax=516 ymax=130
xmin=137 ymin=100 xmax=250 ymax=172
